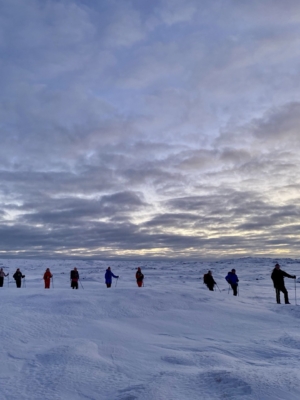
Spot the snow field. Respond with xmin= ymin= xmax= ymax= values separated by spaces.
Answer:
xmin=0 ymin=258 xmax=300 ymax=399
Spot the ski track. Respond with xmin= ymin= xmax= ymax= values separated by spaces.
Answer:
xmin=1 ymin=258 xmax=300 ymax=398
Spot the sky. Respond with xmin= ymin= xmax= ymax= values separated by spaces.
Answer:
xmin=1 ymin=0 xmax=300 ymax=259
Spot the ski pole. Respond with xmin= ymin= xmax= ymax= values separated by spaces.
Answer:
xmin=228 ymin=284 xmax=230 ymax=294
xmin=115 ymin=277 xmax=118 ymax=287
xmin=52 ymin=277 xmax=54 ymax=289
xmin=79 ymin=280 xmax=84 ymax=289
xmin=215 ymin=283 xmax=221 ymax=293
xmin=295 ymin=278 xmax=297 ymax=305
xmin=23 ymin=278 xmax=26 ymax=288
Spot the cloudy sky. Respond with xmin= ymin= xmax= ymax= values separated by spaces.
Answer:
xmin=1 ymin=0 xmax=300 ymax=259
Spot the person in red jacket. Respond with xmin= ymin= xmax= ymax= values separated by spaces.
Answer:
xmin=43 ymin=268 xmax=53 ymax=289
xmin=136 ymin=267 xmax=144 ymax=287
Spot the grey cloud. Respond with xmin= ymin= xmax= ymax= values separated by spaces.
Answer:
xmin=103 ymin=3 xmax=145 ymax=47
xmin=19 ymin=191 xmax=148 ymax=224
xmin=252 ymin=102 xmax=300 ymax=143
xmin=100 ymin=191 xmax=148 ymax=211
xmin=143 ymin=213 xmax=197 ymax=229
xmin=237 ymin=205 xmax=300 ymax=231
xmin=156 ymin=0 xmax=197 ymax=25
xmin=1 ymin=0 xmax=300 ymax=258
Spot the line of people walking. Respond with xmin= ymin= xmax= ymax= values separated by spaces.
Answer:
xmin=203 ymin=263 xmax=297 ymax=304
xmin=0 ymin=266 xmax=145 ymax=290
xmin=2 ymin=264 xmax=297 ymax=304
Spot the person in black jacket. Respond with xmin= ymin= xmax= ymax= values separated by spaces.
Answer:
xmin=13 ymin=268 xmax=25 ymax=288
xmin=203 ymin=270 xmax=216 ymax=291
xmin=0 ymin=268 xmax=9 ymax=287
xmin=70 ymin=267 xmax=79 ymax=289
xmin=271 ymin=263 xmax=296 ymax=304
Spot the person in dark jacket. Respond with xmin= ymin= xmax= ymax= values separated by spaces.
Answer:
xmin=105 ymin=267 xmax=119 ymax=288
xmin=13 ymin=268 xmax=25 ymax=288
xmin=203 ymin=270 xmax=216 ymax=291
xmin=0 ymin=268 xmax=9 ymax=287
xmin=271 ymin=263 xmax=296 ymax=304
xmin=136 ymin=267 xmax=144 ymax=287
xmin=70 ymin=267 xmax=79 ymax=289
xmin=225 ymin=269 xmax=239 ymax=296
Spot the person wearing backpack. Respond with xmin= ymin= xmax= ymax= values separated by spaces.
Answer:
xmin=43 ymin=268 xmax=53 ymax=289
xmin=70 ymin=267 xmax=79 ymax=289
xmin=13 ymin=268 xmax=25 ymax=288
xmin=136 ymin=267 xmax=144 ymax=287
xmin=225 ymin=269 xmax=239 ymax=296
xmin=271 ymin=263 xmax=296 ymax=304
xmin=105 ymin=267 xmax=119 ymax=288
xmin=203 ymin=270 xmax=216 ymax=291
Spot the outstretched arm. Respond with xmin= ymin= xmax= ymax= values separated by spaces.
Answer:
xmin=283 ymin=271 xmax=296 ymax=279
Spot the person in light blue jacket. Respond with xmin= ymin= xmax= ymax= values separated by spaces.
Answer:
xmin=105 ymin=267 xmax=119 ymax=288
xmin=225 ymin=269 xmax=239 ymax=296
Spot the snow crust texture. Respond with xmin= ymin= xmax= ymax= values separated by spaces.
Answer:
xmin=0 ymin=258 xmax=300 ymax=400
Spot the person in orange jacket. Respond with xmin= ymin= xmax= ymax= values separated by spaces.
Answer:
xmin=43 ymin=268 xmax=53 ymax=289
xmin=136 ymin=267 xmax=144 ymax=287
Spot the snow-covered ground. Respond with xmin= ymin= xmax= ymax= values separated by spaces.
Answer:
xmin=0 ymin=258 xmax=300 ymax=400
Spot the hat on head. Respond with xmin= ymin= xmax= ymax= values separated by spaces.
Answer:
xmin=231 ymin=269 xmax=236 ymax=272
xmin=137 ymin=267 xmax=141 ymax=271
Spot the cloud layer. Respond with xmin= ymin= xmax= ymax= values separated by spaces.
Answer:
xmin=1 ymin=0 xmax=300 ymax=258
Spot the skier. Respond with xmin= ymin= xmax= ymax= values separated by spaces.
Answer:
xmin=105 ymin=267 xmax=119 ymax=288
xmin=70 ymin=267 xmax=79 ymax=289
xmin=271 ymin=263 xmax=296 ymax=304
xmin=13 ymin=268 xmax=25 ymax=288
xmin=203 ymin=270 xmax=216 ymax=291
xmin=225 ymin=269 xmax=239 ymax=296
xmin=0 ymin=268 xmax=8 ymax=287
xmin=43 ymin=268 xmax=53 ymax=289
xmin=136 ymin=267 xmax=144 ymax=287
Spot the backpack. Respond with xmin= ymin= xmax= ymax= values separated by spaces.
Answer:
xmin=203 ymin=274 xmax=208 ymax=284
xmin=136 ymin=271 xmax=144 ymax=281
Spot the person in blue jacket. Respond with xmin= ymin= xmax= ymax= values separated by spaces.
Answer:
xmin=105 ymin=267 xmax=119 ymax=288
xmin=225 ymin=269 xmax=239 ymax=296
